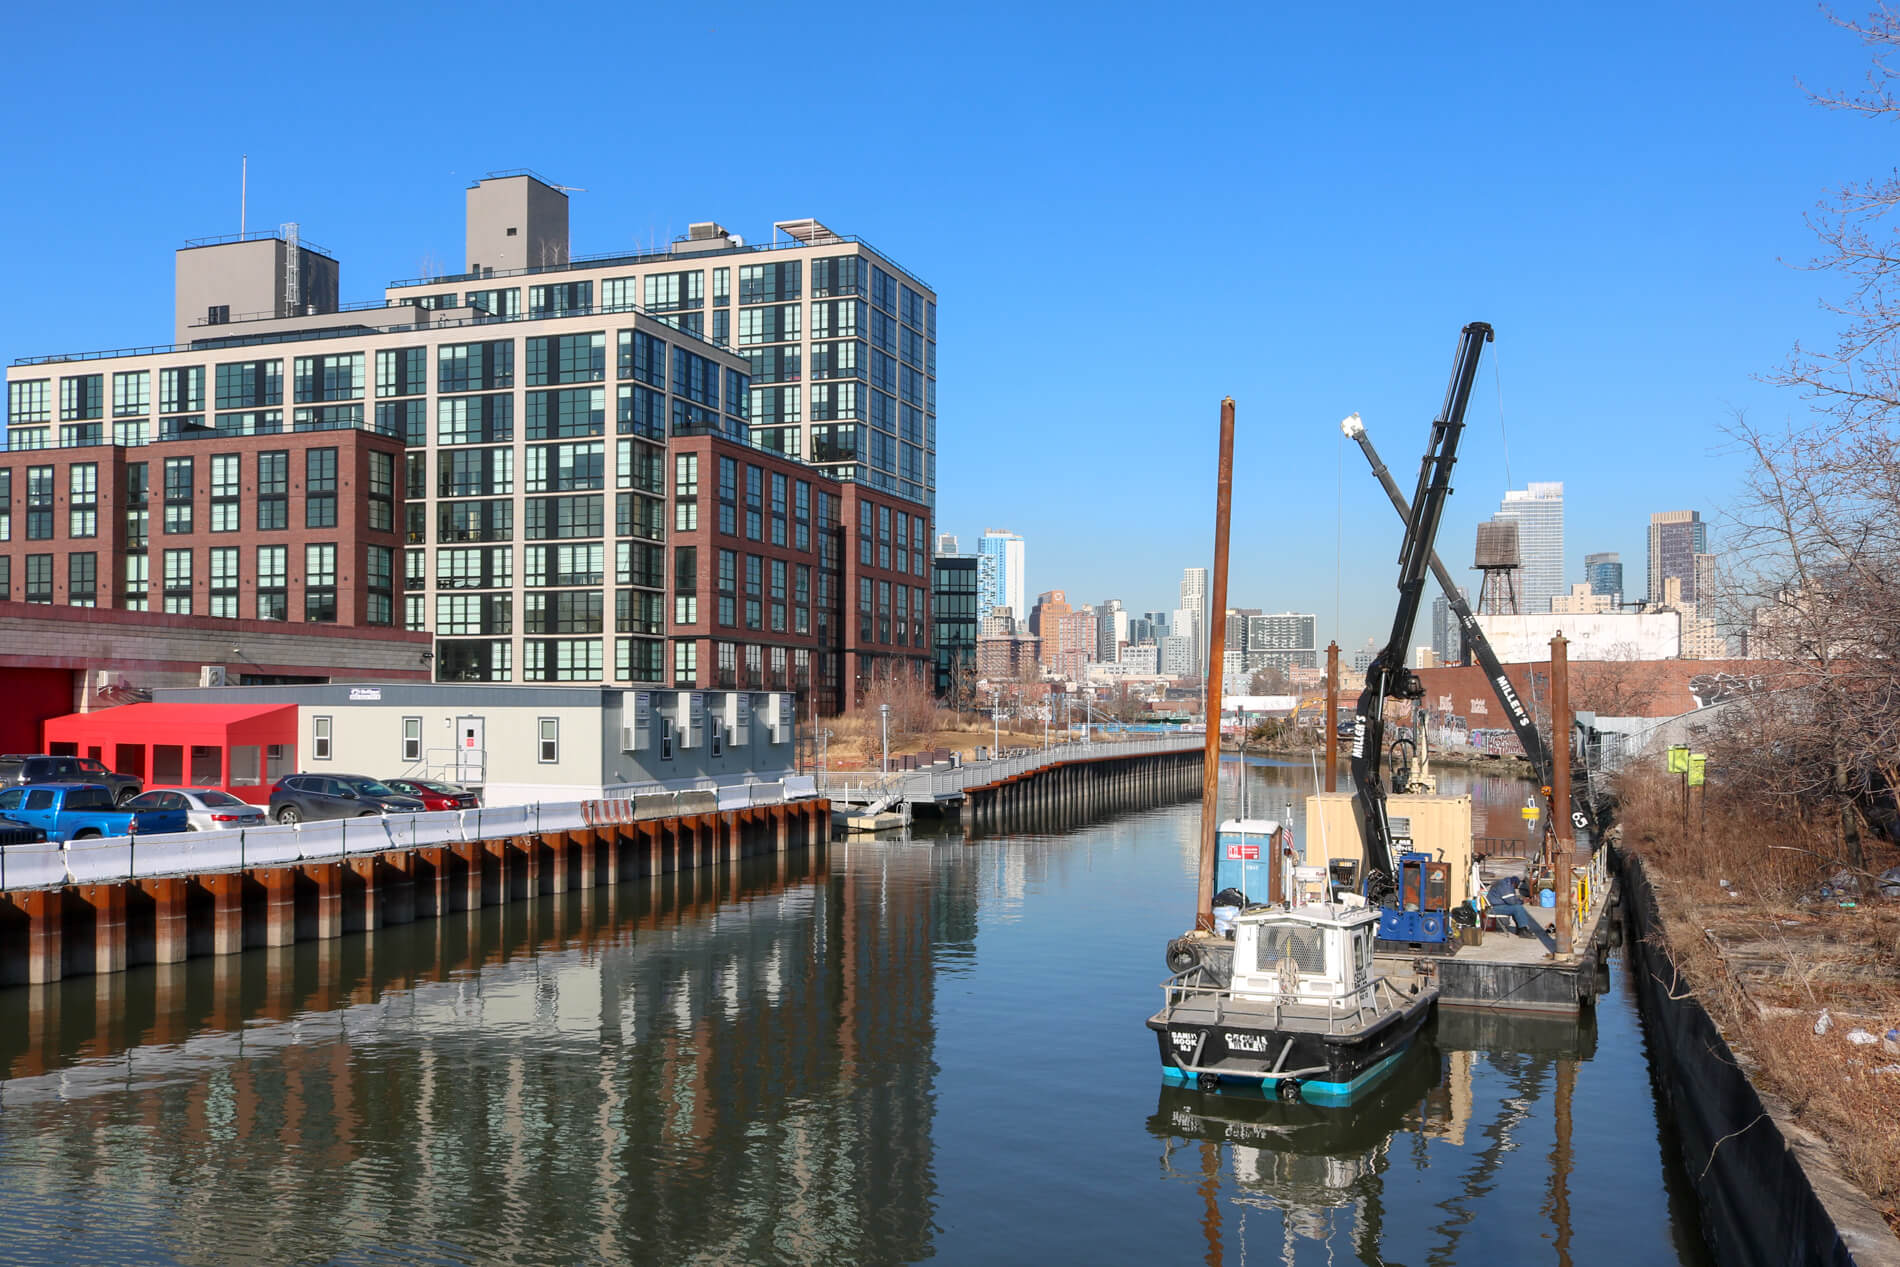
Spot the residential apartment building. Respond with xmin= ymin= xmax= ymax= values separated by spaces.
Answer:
xmin=3 ymin=173 xmax=935 ymax=716
xmin=1430 ymin=587 xmax=1468 ymax=667
xmin=1551 ymin=582 xmax=1616 ymax=615
xmin=1240 ymin=611 xmax=1317 ymax=671
xmin=931 ymin=551 xmax=978 ymax=700
xmin=1180 ymin=568 xmax=1209 ymax=676
xmin=1095 ymin=598 xmax=1128 ymax=663
xmin=977 ymin=529 xmax=1025 ymax=620
xmin=1647 ymin=511 xmax=1707 ymax=604
xmin=1584 ymin=551 xmax=1622 ymax=601
xmin=1494 ymin=482 xmax=1565 ymax=614
xmin=1029 ymin=589 xmax=1093 ymax=681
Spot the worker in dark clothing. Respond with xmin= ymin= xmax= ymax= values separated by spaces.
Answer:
xmin=1485 ymin=874 xmax=1542 ymax=938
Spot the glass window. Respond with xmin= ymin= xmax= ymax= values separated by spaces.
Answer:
xmin=292 ymin=354 xmax=364 ymax=403
xmin=305 ymin=448 xmax=338 ymax=529
xmin=304 ymin=543 xmax=337 ymax=622
xmin=60 ymin=374 xmax=104 ymax=421
xmin=313 ymin=716 xmax=332 ymax=761
xmin=257 ymin=451 xmax=288 ymax=531
xmin=256 ymin=545 xmax=287 ymax=620
xmin=526 ymin=388 xmax=606 ymax=439
xmin=437 ymin=340 xmax=515 ymax=393
xmin=402 ymin=717 xmax=423 ymax=763
xmin=112 ymin=371 xmax=149 ymax=418
xmin=163 ymin=457 xmax=193 ymax=535
xmin=529 ymin=281 xmax=593 ymax=318
xmin=437 ymin=393 xmax=514 ymax=445
xmin=375 ymin=347 xmax=428 ymax=398
xmin=526 ymin=332 xmax=607 ymax=386
xmin=215 ymin=360 xmax=283 ymax=409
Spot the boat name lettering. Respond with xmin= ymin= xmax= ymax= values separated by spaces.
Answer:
xmin=1224 ymin=1032 xmax=1273 ymax=1053
xmin=1168 ymin=1031 xmax=1198 ymax=1052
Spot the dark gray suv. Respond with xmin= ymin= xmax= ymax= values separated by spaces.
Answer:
xmin=268 ymin=774 xmax=425 ymax=824
xmin=0 ymin=755 xmax=142 ymax=802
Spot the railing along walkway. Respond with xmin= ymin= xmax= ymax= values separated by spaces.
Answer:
xmin=818 ymin=735 xmax=1202 ymax=806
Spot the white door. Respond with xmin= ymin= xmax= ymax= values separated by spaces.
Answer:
xmin=456 ymin=715 xmax=486 ymax=785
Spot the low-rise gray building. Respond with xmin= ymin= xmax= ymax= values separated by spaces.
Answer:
xmin=153 ymin=682 xmax=796 ymax=805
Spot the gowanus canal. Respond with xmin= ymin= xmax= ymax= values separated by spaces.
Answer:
xmin=0 ymin=758 xmax=1711 ymax=1265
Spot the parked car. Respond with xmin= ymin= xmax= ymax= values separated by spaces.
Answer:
xmin=70 ymin=758 xmax=144 ymax=804
xmin=382 ymin=778 xmax=481 ymax=811
xmin=268 ymin=774 xmax=425 ymax=824
xmin=0 ymin=754 xmax=84 ymax=789
xmin=0 ymin=756 xmax=141 ymax=802
xmin=124 ymin=788 xmax=268 ymax=831
xmin=0 ymin=815 xmax=47 ymax=846
xmin=0 ymin=783 xmax=190 ymax=842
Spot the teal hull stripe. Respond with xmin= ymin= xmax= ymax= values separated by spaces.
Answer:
xmin=1160 ymin=1041 xmax=1411 ymax=1105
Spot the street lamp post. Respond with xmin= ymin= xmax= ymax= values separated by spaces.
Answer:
xmin=879 ymin=703 xmax=891 ymax=775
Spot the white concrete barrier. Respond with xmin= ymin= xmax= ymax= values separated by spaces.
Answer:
xmin=0 ymin=845 xmax=67 ymax=890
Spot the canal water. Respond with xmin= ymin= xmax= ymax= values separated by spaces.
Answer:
xmin=0 ymin=757 xmax=1710 ymax=1265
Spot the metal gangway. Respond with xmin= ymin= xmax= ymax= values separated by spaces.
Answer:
xmin=817 ymin=734 xmax=1204 ymax=809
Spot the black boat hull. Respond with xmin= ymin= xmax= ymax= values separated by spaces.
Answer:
xmin=1148 ymin=990 xmax=1436 ymax=1105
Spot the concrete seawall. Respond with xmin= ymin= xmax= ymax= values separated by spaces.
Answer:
xmin=0 ymin=799 xmax=830 ymax=988
xmin=1619 ymin=849 xmax=1900 ymax=1266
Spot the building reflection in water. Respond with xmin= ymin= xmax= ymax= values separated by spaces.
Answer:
xmin=1147 ymin=1009 xmax=1599 ymax=1267
xmin=0 ymin=842 xmax=977 ymax=1264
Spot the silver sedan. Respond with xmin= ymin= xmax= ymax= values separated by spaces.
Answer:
xmin=124 ymin=789 xmax=269 ymax=831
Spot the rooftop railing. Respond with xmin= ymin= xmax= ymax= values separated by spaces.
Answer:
xmin=387 ymin=233 xmax=933 ymax=295
xmin=182 ymin=228 xmax=336 ymax=258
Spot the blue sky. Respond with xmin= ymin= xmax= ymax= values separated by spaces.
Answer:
xmin=0 ymin=2 xmax=1878 ymax=648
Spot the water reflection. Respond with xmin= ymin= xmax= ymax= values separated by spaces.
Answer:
xmin=0 ymin=846 xmax=971 ymax=1265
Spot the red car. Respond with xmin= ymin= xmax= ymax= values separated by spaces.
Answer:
xmin=382 ymin=778 xmax=482 ymax=811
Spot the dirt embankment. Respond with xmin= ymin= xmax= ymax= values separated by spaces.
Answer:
xmin=1618 ymin=768 xmax=1900 ymax=1235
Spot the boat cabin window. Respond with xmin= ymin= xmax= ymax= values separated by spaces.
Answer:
xmin=1259 ymin=925 xmax=1326 ymax=975
xmin=1424 ymin=862 xmax=1450 ymax=912
xmin=1354 ymin=929 xmax=1369 ymax=978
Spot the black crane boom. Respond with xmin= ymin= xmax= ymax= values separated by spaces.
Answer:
xmin=1346 ymin=322 xmax=1493 ymax=898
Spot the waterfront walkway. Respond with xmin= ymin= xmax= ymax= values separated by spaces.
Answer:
xmin=818 ymin=735 xmax=1203 ymax=813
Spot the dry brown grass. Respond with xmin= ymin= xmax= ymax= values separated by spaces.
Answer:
xmin=815 ymin=709 xmax=1067 ymax=769
xmin=1618 ymin=766 xmax=1900 ymax=1228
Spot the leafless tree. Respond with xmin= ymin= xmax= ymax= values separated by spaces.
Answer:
xmin=1248 ymin=665 xmax=1291 ymax=695
xmin=1711 ymin=6 xmax=1900 ymax=845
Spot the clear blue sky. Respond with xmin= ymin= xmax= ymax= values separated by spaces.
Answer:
xmin=0 ymin=2 xmax=1877 ymax=649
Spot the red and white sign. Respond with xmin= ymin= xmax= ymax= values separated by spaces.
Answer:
xmin=1225 ymin=842 xmax=1260 ymax=861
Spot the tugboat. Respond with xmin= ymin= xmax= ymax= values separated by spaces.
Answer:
xmin=1150 ymin=898 xmax=1437 ymax=1104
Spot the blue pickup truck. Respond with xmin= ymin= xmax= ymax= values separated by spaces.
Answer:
xmin=0 ymin=783 xmax=189 ymax=842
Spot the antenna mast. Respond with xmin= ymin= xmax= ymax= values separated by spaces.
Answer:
xmin=240 ymin=155 xmax=247 ymax=236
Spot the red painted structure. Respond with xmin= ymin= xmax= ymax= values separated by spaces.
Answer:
xmin=43 ymin=701 xmax=299 ymax=804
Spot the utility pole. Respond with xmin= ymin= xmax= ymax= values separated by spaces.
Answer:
xmin=879 ymin=703 xmax=890 ymax=775
xmin=1324 ymin=641 xmax=1340 ymax=793
xmin=991 ymin=688 xmax=1001 ymax=758
xmin=1551 ymin=632 xmax=1573 ymax=957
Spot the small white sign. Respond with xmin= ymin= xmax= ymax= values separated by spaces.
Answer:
xmin=349 ymin=687 xmax=382 ymax=701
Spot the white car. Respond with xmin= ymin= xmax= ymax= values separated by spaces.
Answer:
xmin=123 ymin=788 xmax=269 ymax=831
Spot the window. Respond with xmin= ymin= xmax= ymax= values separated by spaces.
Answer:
xmin=439 ymin=499 xmax=513 ymax=542
xmin=376 ymin=347 xmax=428 ymax=398
xmin=745 ymin=465 xmax=763 ymax=541
xmin=293 ymin=353 xmax=365 ymax=403
xmin=256 ymin=546 xmax=287 ymax=620
xmin=209 ymin=546 xmax=239 ymax=618
xmin=524 ymin=639 xmax=603 ymax=682
xmin=811 ymin=255 xmax=862 ymax=297
xmin=438 ymin=340 xmax=515 ymax=393
xmin=304 ymin=543 xmax=337 ymax=622
xmin=0 ymin=468 xmax=10 ymax=541
xmin=674 ymin=639 xmax=697 ymax=686
xmin=376 ymin=399 xmax=428 ymax=445
xmin=738 ymin=304 xmax=801 ymax=347
xmin=215 ymin=360 xmax=282 ymax=409
xmin=10 ymin=380 xmax=50 ymax=426
xmin=162 ymin=548 xmax=192 ymax=614
xmin=617 ymin=439 xmax=664 ymax=494
xmin=616 ymin=588 xmax=663 ymax=635
xmin=529 ymin=282 xmax=592 ymax=318
xmin=601 ymin=277 xmax=639 ymax=313
xmin=437 ymin=393 xmax=514 ymax=445
xmin=749 ymin=385 xmax=801 ymax=425
xmin=0 ymin=556 xmax=9 ymax=601
xmin=674 ymin=453 xmax=698 ymax=532
xmin=526 ymin=441 xmax=605 ymax=492
xmin=617 ymin=330 xmax=667 ymax=387
xmin=113 ymin=371 xmax=149 ymax=418
xmin=366 ymin=545 xmax=393 ymax=625
xmin=524 ymin=495 xmax=603 ymax=540
xmin=60 ymin=374 xmax=104 ymax=421
xmin=527 ymin=387 xmax=606 ymax=439
xmin=368 ymin=450 xmax=394 ymax=532
xmin=163 ymin=457 xmax=193 ymax=534
xmin=738 ymin=260 xmax=802 ymax=305
xmin=525 ymin=543 xmax=604 ymax=587
xmin=121 ymin=553 xmax=146 ymax=611
xmin=527 ymin=332 xmax=607 ymax=385
xmin=305 ymin=448 xmax=337 ymax=528
xmin=643 ymin=271 xmax=704 ymax=311
xmin=617 ymin=384 xmax=664 ymax=439
xmin=463 ymin=288 xmax=520 ymax=318
xmin=525 ymin=591 xmax=603 ymax=635
xmin=439 ymin=446 xmax=513 ymax=497
xmin=402 ymin=717 xmax=422 ymax=763
xmin=68 ymin=463 xmax=98 ymax=538
xmin=293 ymin=403 xmax=362 ymax=431
xmin=672 ymin=348 xmax=721 ymax=408
xmin=210 ymin=454 xmax=239 ymax=533
xmin=437 ymin=640 xmax=513 ymax=683
xmin=436 ymin=545 xmax=512 ymax=590
xmin=257 ymin=451 xmax=288 ymax=530
xmin=313 ymin=716 xmax=332 ymax=761
xmin=435 ymin=593 xmax=512 ymax=635
xmin=67 ymin=552 xmax=96 ymax=607
xmin=24 ymin=554 xmax=52 ymax=604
